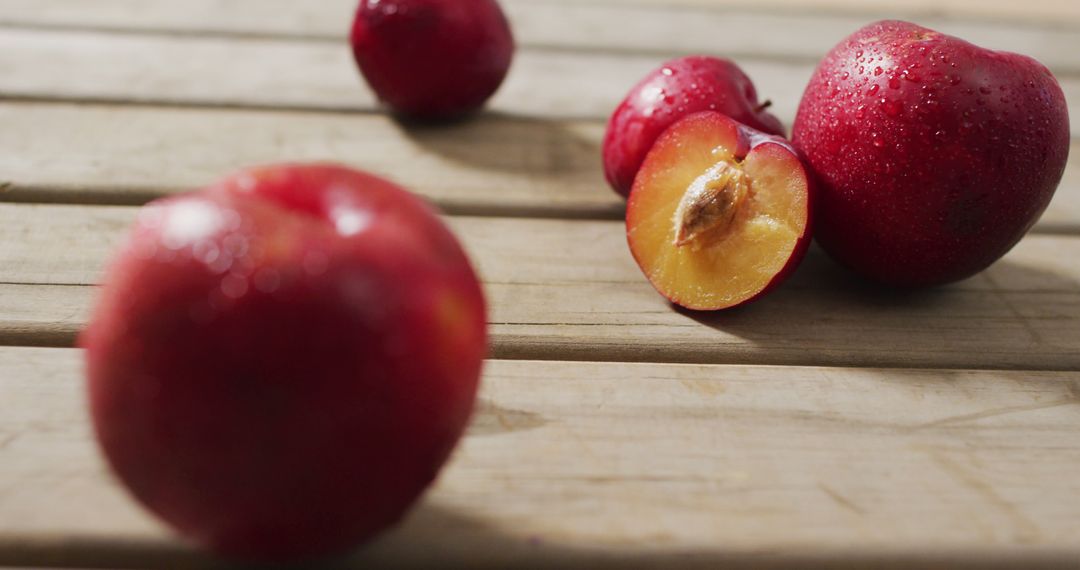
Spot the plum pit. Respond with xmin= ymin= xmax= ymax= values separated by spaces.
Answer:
xmin=673 ymin=160 xmax=751 ymax=251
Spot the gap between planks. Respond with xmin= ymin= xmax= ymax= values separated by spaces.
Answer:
xmin=2 ymin=347 xmax=1080 ymax=568
xmin=3 ymin=538 xmax=1079 ymax=570
xmin=0 ymin=204 xmax=1077 ymax=371
xmin=0 ymin=183 xmax=626 ymax=222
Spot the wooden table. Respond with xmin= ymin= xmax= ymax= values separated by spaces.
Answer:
xmin=1 ymin=1 xmax=1079 ymax=568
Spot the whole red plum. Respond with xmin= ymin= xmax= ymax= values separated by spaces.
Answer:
xmin=82 ymin=164 xmax=488 ymax=562
xmin=351 ymin=0 xmax=515 ymax=120
xmin=793 ymin=20 xmax=1070 ymax=286
xmin=603 ymin=56 xmax=785 ymax=198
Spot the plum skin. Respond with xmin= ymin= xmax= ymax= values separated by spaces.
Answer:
xmin=792 ymin=20 xmax=1070 ymax=287
xmin=603 ymin=56 xmax=785 ymax=198
xmin=351 ymin=0 xmax=515 ymax=120
xmin=81 ymin=164 xmax=488 ymax=562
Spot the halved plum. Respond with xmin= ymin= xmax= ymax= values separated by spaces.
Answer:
xmin=626 ymin=111 xmax=813 ymax=310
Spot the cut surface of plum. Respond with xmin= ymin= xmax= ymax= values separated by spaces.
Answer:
xmin=627 ymin=112 xmax=812 ymax=310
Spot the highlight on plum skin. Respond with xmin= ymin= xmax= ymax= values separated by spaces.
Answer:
xmin=626 ymin=112 xmax=814 ymax=311
xmin=81 ymin=163 xmax=488 ymax=563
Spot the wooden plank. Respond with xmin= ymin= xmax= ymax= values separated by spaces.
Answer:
xmin=516 ymin=0 xmax=1080 ymax=29
xmin=0 ymin=0 xmax=356 ymax=39
xmin=513 ymin=6 xmax=1080 ymax=76
xmin=1 ymin=28 xmax=1079 ymax=140
xmin=0 ymin=284 xmax=85 ymax=348
xmin=1042 ymin=143 xmax=1080 ymax=232
xmin=0 ymin=204 xmax=1077 ymax=370
xmin=0 ymin=102 xmax=1078 ymax=231
xmin=0 ymin=0 xmax=1077 ymax=73
xmin=0 ymin=27 xmax=795 ymax=121
xmin=2 ymin=347 xmax=1080 ymax=568
xmin=0 ymin=102 xmax=615 ymax=218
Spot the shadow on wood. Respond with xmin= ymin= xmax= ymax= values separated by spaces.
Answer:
xmin=394 ymin=112 xmax=622 ymax=220
xmin=673 ymin=247 xmax=1080 ymax=370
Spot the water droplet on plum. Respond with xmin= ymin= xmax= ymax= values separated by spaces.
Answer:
xmin=881 ymin=99 xmax=902 ymax=116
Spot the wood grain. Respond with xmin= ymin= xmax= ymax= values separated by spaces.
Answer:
xmin=1 ymin=27 xmax=1078 ymax=140
xmin=0 ymin=203 xmax=1077 ymax=370
xmin=0 ymin=102 xmax=1078 ymax=231
xmin=0 ymin=0 xmax=1077 ymax=71
xmin=2 ymin=347 xmax=1080 ymax=568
